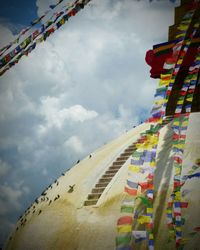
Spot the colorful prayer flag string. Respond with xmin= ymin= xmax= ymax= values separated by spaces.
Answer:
xmin=0 ymin=0 xmax=91 ymax=77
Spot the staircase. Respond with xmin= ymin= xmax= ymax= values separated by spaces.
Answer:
xmin=83 ymin=141 xmax=138 ymax=206
xmin=83 ymin=116 xmax=174 ymax=206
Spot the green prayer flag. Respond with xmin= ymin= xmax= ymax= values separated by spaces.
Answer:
xmin=121 ymin=205 xmax=134 ymax=214
xmin=178 ymin=96 xmax=184 ymax=101
xmin=116 ymin=234 xmax=131 ymax=246
xmin=136 ymin=196 xmax=151 ymax=206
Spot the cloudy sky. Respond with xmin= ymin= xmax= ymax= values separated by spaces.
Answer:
xmin=0 ymin=0 xmax=179 ymax=245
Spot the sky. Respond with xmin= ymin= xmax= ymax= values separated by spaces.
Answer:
xmin=0 ymin=0 xmax=179 ymax=246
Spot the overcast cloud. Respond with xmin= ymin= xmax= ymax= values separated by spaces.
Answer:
xmin=0 ymin=0 xmax=179 ymax=245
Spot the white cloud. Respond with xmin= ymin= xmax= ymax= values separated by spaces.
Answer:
xmin=0 ymin=185 xmax=22 ymax=215
xmin=36 ymin=0 xmax=74 ymax=18
xmin=36 ymin=0 xmax=57 ymax=17
xmin=0 ymin=159 xmax=11 ymax=179
xmin=64 ymin=135 xmax=84 ymax=154
xmin=38 ymin=96 xmax=98 ymax=132
xmin=0 ymin=24 xmax=15 ymax=48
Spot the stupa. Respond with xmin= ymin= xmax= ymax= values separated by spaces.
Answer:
xmin=4 ymin=0 xmax=200 ymax=249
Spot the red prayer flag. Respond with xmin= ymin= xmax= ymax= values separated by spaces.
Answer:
xmin=147 ymin=173 xmax=154 ymax=180
xmin=139 ymin=182 xmax=149 ymax=189
xmin=180 ymin=90 xmax=187 ymax=96
xmin=139 ymin=182 xmax=154 ymax=192
xmin=189 ymin=68 xmax=199 ymax=74
xmin=188 ymin=89 xmax=195 ymax=94
xmin=173 ymin=134 xmax=180 ymax=140
xmin=180 ymin=51 xmax=187 ymax=57
xmin=125 ymin=186 xmax=137 ymax=196
xmin=174 ymin=212 xmax=181 ymax=216
xmin=174 ymin=181 xmax=182 ymax=188
xmin=180 ymin=134 xmax=186 ymax=139
xmin=168 ymin=202 xmax=173 ymax=208
xmin=5 ymin=54 xmax=11 ymax=63
xmin=174 ymin=113 xmax=181 ymax=118
xmin=68 ymin=9 xmax=76 ymax=16
xmin=174 ymin=156 xmax=183 ymax=164
xmin=117 ymin=216 xmax=133 ymax=226
xmin=148 ymin=182 xmax=154 ymax=189
xmin=146 ymin=223 xmax=153 ymax=229
xmin=180 ymin=202 xmax=188 ymax=208
xmin=166 ymin=90 xmax=172 ymax=95
xmin=146 ymin=117 xmax=161 ymax=123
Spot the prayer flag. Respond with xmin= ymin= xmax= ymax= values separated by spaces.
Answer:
xmin=117 ymin=225 xmax=132 ymax=233
xmin=137 ymin=215 xmax=151 ymax=224
xmin=128 ymin=165 xmax=140 ymax=173
xmin=126 ymin=180 xmax=138 ymax=189
xmin=116 ymin=234 xmax=132 ymax=246
xmin=132 ymin=231 xmax=147 ymax=239
xmin=125 ymin=186 xmax=137 ymax=196
xmin=121 ymin=205 xmax=134 ymax=214
xmin=117 ymin=216 xmax=133 ymax=226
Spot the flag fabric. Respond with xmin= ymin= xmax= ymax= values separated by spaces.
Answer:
xmin=117 ymin=216 xmax=133 ymax=226
xmin=125 ymin=186 xmax=137 ymax=196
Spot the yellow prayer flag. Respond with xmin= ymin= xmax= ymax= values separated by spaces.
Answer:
xmin=178 ymin=25 xmax=188 ymax=31
xmin=177 ymin=59 xmax=183 ymax=65
xmin=173 ymin=121 xmax=180 ymax=126
xmin=182 ymin=121 xmax=189 ymax=126
xmin=161 ymin=74 xmax=171 ymax=79
xmin=177 ymin=100 xmax=184 ymax=105
xmin=185 ymin=79 xmax=191 ymax=83
xmin=176 ymin=34 xmax=185 ymax=38
xmin=167 ymin=208 xmax=172 ymax=213
xmin=176 ymin=144 xmax=184 ymax=149
xmin=117 ymin=225 xmax=132 ymax=233
xmin=170 ymin=78 xmax=175 ymax=84
xmin=155 ymin=99 xmax=165 ymax=105
xmin=137 ymin=215 xmax=151 ymax=224
xmin=152 ymin=136 xmax=159 ymax=144
xmin=175 ymin=191 xmax=181 ymax=200
xmin=146 ymin=134 xmax=151 ymax=140
xmin=149 ymin=233 xmax=154 ymax=240
xmin=147 ymin=208 xmax=153 ymax=214
xmin=159 ymin=80 xmax=169 ymax=86
xmin=176 ymin=226 xmax=182 ymax=232
xmin=175 ymin=168 xmax=181 ymax=175
xmin=191 ymin=75 xmax=197 ymax=81
xmin=143 ymin=145 xmax=151 ymax=150
xmin=150 ymin=161 xmax=156 ymax=167
xmin=129 ymin=165 xmax=140 ymax=173
xmin=186 ymin=97 xmax=192 ymax=102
